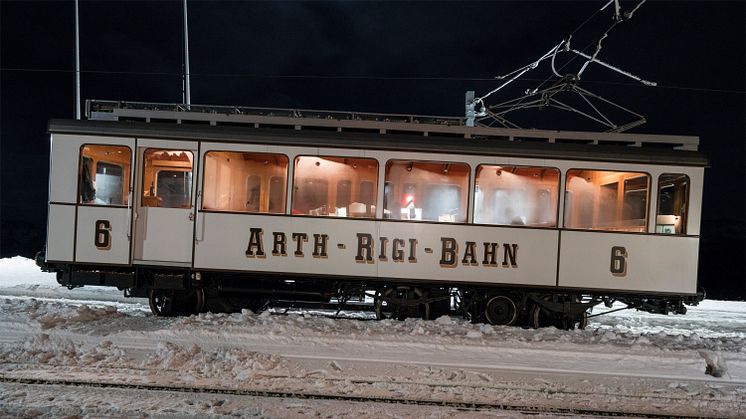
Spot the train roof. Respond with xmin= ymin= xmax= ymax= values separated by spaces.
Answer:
xmin=48 ymin=100 xmax=707 ymax=167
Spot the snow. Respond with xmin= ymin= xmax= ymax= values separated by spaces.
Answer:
xmin=1 ymin=256 xmax=745 ymax=417
xmin=0 ymin=256 xmax=142 ymax=304
xmin=0 ymin=256 xmax=58 ymax=287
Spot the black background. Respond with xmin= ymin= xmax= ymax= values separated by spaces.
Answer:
xmin=1 ymin=1 xmax=744 ymax=298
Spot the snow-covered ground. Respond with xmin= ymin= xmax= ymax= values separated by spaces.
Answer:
xmin=0 ymin=256 xmax=744 ymax=418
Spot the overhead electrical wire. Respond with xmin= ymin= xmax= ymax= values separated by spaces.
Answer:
xmin=1 ymin=67 xmax=743 ymax=95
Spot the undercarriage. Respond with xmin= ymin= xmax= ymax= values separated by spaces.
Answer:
xmin=43 ymin=259 xmax=704 ymax=331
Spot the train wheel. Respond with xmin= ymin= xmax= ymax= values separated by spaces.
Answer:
xmin=485 ymin=295 xmax=518 ymax=326
xmin=375 ymin=287 xmax=434 ymax=320
xmin=149 ymin=289 xmax=176 ymax=317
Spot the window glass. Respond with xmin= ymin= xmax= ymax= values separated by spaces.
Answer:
xmin=359 ymin=181 xmax=375 ymax=206
xmin=79 ymin=144 xmax=131 ymax=205
xmin=623 ymin=177 xmax=648 ymax=221
xmin=202 ymin=151 xmax=288 ymax=213
xmin=474 ymin=165 xmax=559 ymax=227
xmin=142 ymin=149 xmax=193 ymax=208
xmin=336 ymin=180 xmax=352 ymax=209
xmin=564 ymin=169 xmax=650 ymax=232
xmin=656 ymin=173 xmax=689 ymax=234
xmin=157 ymin=170 xmax=193 ymax=208
xmin=292 ymin=156 xmax=378 ymax=217
xmin=296 ymin=178 xmax=329 ymax=214
xmin=268 ymin=176 xmax=285 ymax=213
xmin=245 ymin=175 xmax=262 ymax=212
xmin=384 ymin=160 xmax=469 ymax=222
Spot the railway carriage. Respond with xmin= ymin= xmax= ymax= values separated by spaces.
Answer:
xmin=37 ymin=100 xmax=706 ymax=328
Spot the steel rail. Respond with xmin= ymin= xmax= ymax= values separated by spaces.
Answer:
xmin=0 ymin=375 xmax=728 ymax=419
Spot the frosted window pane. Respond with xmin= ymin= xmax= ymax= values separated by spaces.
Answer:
xmin=564 ymin=169 xmax=650 ymax=232
xmin=292 ymin=156 xmax=378 ymax=218
xmin=474 ymin=165 xmax=559 ymax=227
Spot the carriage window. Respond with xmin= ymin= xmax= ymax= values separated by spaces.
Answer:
xmin=202 ymin=151 xmax=288 ymax=213
xmin=564 ymin=169 xmax=650 ymax=232
xmin=79 ymin=144 xmax=131 ymax=206
xmin=142 ymin=149 xmax=193 ymax=208
xmin=292 ymin=156 xmax=378 ymax=217
xmin=474 ymin=165 xmax=559 ymax=227
xmin=384 ymin=160 xmax=469 ymax=222
xmin=656 ymin=173 xmax=689 ymax=234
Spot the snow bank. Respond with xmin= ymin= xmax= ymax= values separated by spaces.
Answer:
xmin=0 ymin=256 xmax=57 ymax=287
xmin=33 ymin=304 xmax=124 ymax=330
xmin=144 ymin=342 xmax=289 ymax=381
xmin=0 ymin=334 xmax=127 ymax=367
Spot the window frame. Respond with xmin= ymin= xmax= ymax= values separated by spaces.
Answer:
xmin=200 ymin=150 xmax=289 ymax=214
xmin=383 ymin=158 xmax=471 ymax=224
xmin=77 ymin=143 xmax=133 ymax=207
xmin=563 ymin=168 xmax=652 ymax=233
xmin=473 ymin=164 xmax=561 ymax=228
xmin=141 ymin=148 xmax=194 ymax=209
xmin=655 ymin=173 xmax=691 ymax=235
xmin=291 ymin=154 xmax=380 ymax=218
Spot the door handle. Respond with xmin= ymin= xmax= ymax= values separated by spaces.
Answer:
xmin=188 ymin=212 xmax=195 ymax=221
xmin=195 ymin=190 xmax=203 ymax=242
xmin=126 ymin=191 xmax=133 ymax=240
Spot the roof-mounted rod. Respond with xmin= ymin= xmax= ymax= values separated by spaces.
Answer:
xmin=182 ymin=0 xmax=191 ymax=108
xmin=74 ymin=0 xmax=81 ymax=120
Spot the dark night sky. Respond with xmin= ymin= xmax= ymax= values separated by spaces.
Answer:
xmin=1 ymin=1 xmax=744 ymax=298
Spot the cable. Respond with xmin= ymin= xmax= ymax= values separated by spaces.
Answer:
xmin=1 ymin=67 xmax=743 ymax=95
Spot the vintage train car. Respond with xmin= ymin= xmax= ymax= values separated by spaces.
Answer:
xmin=37 ymin=100 xmax=706 ymax=328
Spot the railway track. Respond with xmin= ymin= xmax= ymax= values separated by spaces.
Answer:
xmin=0 ymin=375 xmax=725 ymax=418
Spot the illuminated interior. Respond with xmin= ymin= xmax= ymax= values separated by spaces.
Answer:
xmin=141 ymin=149 xmax=193 ymax=208
xmin=383 ymin=160 xmax=469 ymax=222
xmin=474 ymin=165 xmax=559 ymax=227
xmin=202 ymin=151 xmax=288 ymax=213
xmin=292 ymin=156 xmax=378 ymax=217
xmin=79 ymin=144 xmax=131 ymax=206
xmin=564 ymin=169 xmax=650 ymax=232
xmin=656 ymin=173 xmax=689 ymax=234
xmin=76 ymin=143 xmax=688 ymax=233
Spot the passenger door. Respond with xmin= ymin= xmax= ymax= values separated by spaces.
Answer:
xmin=132 ymin=139 xmax=198 ymax=265
xmin=74 ymin=139 xmax=136 ymax=265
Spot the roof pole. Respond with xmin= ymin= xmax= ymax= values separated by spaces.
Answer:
xmin=74 ymin=0 xmax=81 ymax=120
xmin=183 ymin=0 xmax=191 ymax=108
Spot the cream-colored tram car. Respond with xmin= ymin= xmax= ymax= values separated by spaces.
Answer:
xmin=37 ymin=101 xmax=706 ymax=328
